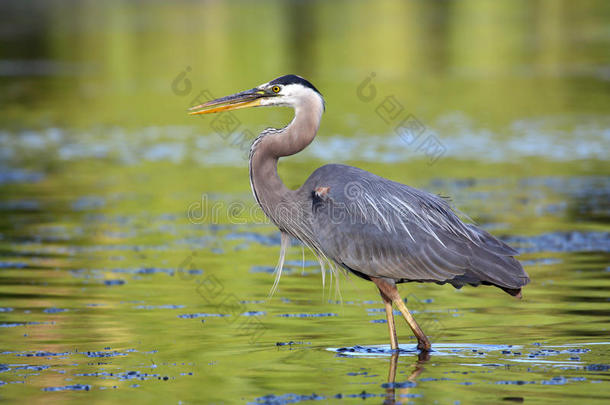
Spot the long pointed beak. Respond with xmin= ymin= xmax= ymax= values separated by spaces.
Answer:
xmin=189 ymin=88 xmax=269 ymax=115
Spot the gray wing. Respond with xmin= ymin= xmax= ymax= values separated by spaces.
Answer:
xmin=302 ymin=164 xmax=529 ymax=293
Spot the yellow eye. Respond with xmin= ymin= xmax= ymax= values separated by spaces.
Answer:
xmin=271 ymin=85 xmax=281 ymax=93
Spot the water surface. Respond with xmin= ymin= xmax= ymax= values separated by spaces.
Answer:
xmin=0 ymin=1 xmax=609 ymax=404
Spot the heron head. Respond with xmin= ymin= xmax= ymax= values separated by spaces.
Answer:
xmin=189 ymin=74 xmax=324 ymax=115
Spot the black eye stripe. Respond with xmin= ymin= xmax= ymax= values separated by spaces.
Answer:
xmin=269 ymin=74 xmax=321 ymax=95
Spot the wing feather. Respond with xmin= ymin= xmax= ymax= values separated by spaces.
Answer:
xmin=303 ymin=164 xmax=529 ymax=291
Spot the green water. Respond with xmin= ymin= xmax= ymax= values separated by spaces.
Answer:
xmin=0 ymin=1 xmax=609 ymax=404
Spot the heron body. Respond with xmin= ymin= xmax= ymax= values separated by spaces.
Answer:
xmin=190 ymin=74 xmax=530 ymax=351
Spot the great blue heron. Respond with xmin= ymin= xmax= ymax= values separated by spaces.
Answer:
xmin=189 ymin=74 xmax=530 ymax=351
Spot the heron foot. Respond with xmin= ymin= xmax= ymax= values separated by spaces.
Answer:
xmin=372 ymin=277 xmax=431 ymax=353
xmin=417 ymin=338 xmax=431 ymax=352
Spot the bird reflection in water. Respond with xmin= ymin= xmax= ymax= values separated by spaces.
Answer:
xmin=383 ymin=351 xmax=429 ymax=405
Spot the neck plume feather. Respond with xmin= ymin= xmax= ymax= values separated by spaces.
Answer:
xmin=247 ymin=92 xmax=330 ymax=297
xmin=249 ymin=95 xmax=324 ymax=222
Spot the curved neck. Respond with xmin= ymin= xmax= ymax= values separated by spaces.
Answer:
xmin=249 ymin=96 xmax=324 ymax=225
